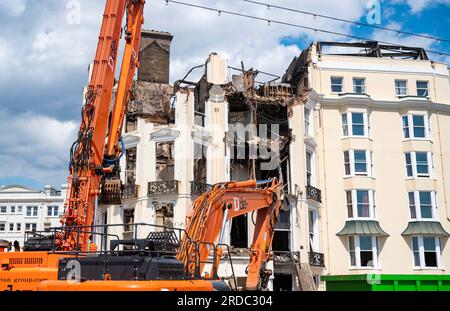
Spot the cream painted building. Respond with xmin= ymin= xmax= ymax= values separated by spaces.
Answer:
xmin=283 ymin=41 xmax=450 ymax=287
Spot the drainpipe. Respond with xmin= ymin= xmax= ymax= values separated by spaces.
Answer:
xmin=432 ymin=70 xmax=449 ymax=222
xmin=317 ymin=62 xmax=332 ymax=275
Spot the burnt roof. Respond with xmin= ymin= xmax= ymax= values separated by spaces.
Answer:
xmin=317 ymin=41 xmax=429 ymax=60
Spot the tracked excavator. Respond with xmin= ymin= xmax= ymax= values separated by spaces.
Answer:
xmin=0 ymin=0 xmax=284 ymax=291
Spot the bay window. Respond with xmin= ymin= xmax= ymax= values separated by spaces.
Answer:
xmin=408 ymin=191 xmax=437 ymax=220
xmin=402 ymin=114 xmax=430 ymax=139
xmin=344 ymin=150 xmax=373 ymax=177
xmin=412 ymin=236 xmax=442 ymax=268
xmin=346 ymin=190 xmax=376 ymax=219
xmin=342 ymin=112 xmax=370 ymax=137
xmin=348 ymin=235 xmax=379 ymax=268
xmin=405 ymin=152 xmax=433 ymax=178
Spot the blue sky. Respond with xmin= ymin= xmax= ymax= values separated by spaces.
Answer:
xmin=0 ymin=0 xmax=448 ymax=190
xmin=280 ymin=1 xmax=450 ymax=61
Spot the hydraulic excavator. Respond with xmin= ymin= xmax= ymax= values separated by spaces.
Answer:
xmin=0 ymin=0 xmax=283 ymax=291
xmin=0 ymin=0 xmax=146 ymax=291
xmin=36 ymin=178 xmax=281 ymax=291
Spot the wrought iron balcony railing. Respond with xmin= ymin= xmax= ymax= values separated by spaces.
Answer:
xmin=122 ymin=184 xmax=139 ymax=200
xmin=309 ymin=251 xmax=325 ymax=267
xmin=306 ymin=185 xmax=322 ymax=203
xmin=190 ymin=181 xmax=212 ymax=196
xmin=148 ymin=180 xmax=179 ymax=196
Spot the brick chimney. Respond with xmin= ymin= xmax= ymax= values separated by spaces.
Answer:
xmin=138 ymin=30 xmax=173 ymax=84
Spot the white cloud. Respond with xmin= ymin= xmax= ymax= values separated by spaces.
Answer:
xmin=145 ymin=0 xmax=368 ymax=80
xmin=0 ymin=110 xmax=77 ymax=186
xmin=0 ymin=0 xmax=27 ymax=16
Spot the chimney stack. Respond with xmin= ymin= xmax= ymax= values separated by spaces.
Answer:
xmin=138 ymin=30 xmax=173 ymax=84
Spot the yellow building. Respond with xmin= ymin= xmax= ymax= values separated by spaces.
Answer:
xmin=283 ymin=41 xmax=450 ymax=289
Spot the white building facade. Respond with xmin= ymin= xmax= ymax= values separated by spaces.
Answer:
xmin=0 ymin=184 xmax=67 ymax=248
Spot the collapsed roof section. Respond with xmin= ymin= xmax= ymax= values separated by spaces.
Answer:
xmin=282 ymin=41 xmax=431 ymax=101
xmin=127 ymin=81 xmax=174 ymax=124
xmin=225 ymin=66 xmax=301 ymax=113
xmin=317 ymin=41 xmax=429 ymax=60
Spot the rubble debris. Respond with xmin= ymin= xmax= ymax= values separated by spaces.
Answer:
xmin=127 ymin=81 xmax=174 ymax=124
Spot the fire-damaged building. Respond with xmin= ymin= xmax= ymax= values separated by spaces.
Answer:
xmin=97 ymin=29 xmax=326 ymax=291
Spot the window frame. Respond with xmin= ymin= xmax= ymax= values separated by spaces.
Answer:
xmin=25 ymin=223 xmax=37 ymax=232
xmin=0 ymin=223 xmax=5 ymax=231
xmin=16 ymin=223 xmax=21 ymax=232
xmin=308 ymin=208 xmax=320 ymax=253
xmin=348 ymin=235 xmax=379 ymax=269
xmin=343 ymin=150 xmax=373 ymax=177
xmin=402 ymin=114 xmax=430 ymax=140
xmin=0 ymin=206 xmax=6 ymax=214
xmin=405 ymin=152 xmax=433 ymax=178
xmin=416 ymin=81 xmax=429 ymax=97
xmin=331 ymin=76 xmax=344 ymax=93
xmin=342 ymin=112 xmax=370 ymax=138
xmin=26 ymin=206 xmax=38 ymax=217
xmin=395 ymin=79 xmax=408 ymax=96
xmin=412 ymin=236 xmax=442 ymax=269
xmin=304 ymin=107 xmax=312 ymax=136
xmin=346 ymin=189 xmax=376 ymax=219
xmin=47 ymin=206 xmax=59 ymax=217
xmin=408 ymin=191 xmax=437 ymax=221
xmin=353 ymin=77 xmax=366 ymax=94
xmin=306 ymin=150 xmax=315 ymax=186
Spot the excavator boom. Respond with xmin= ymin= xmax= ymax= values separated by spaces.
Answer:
xmin=1 ymin=0 xmax=284 ymax=292
xmin=178 ymin=179 xmax=281 ymax=290
xmin=60 ymin=0 xmax=145 ymax=252
xmin=0 ymin=0 xmax=145 ymax=291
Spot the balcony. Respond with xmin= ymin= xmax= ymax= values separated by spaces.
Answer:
xmin=306 ymin=185 xmax=322 ymax=203
xmin=190 ymin=181 xmax=212 ymax=196
xmin=122 ymin=184 xmax=139 ymax=200
xmin=309 ymin=251 xmax=325 ymax=267
xmin=148 ymin=180 xmax=179 ymax=196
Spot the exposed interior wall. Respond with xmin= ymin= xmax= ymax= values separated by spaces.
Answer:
xmin=155 ymin=142 xmax=174 ymax=181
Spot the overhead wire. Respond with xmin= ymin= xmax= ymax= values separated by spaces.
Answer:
xmin=163 ymin=0 xmax=450 ymax=57
xmin=241 ymin=0 xmax=450 ymax=44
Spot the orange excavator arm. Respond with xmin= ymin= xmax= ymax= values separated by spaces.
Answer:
xmin=59 ymin=0 xmax=145 ymax=251
xmin=177 ymin=179 xmax=282 ymax=290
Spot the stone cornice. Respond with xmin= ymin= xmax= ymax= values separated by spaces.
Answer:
xmin=309 ymin=91 xmax=450 ymax=114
